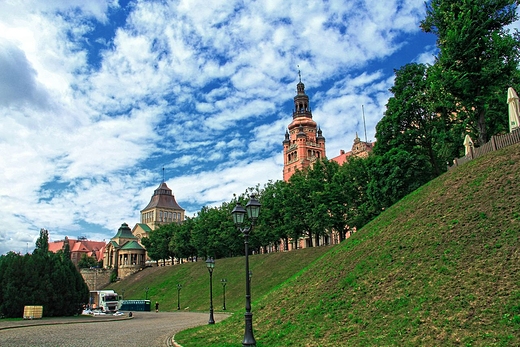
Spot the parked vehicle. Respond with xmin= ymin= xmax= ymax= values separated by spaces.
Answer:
xmin=89 ymin=290 xmax=120 ymax=312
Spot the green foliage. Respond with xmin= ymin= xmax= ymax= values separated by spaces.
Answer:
xmin=141 ymin=224 xmax=176 ymax=265
xmin=366 ymin=148 xmax=435 ymax=212
xmin=421 ymin=0 xmax=520 ymax=144
xmin=375 ymin=63 xmax=453 ymax=175
xmin=0 ymin=230 xmax=89 ymax=318
xmin=77 ymin=253 xmax=98 ymax=269
xmin=110 ymin=269 xmax=118 ymax=283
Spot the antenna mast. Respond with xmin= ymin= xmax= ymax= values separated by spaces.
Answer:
xmin=362 ymin=105 xmax=368 ymax=143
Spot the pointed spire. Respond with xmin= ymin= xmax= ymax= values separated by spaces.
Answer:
xmin=283 ymin=130 xmax=290 ymax=145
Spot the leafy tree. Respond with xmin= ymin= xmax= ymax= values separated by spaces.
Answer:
xmin=375 ymin=63 xmax=450 ymax=176
xmin=336 ymin=156 xmax=374 ymax=229
xmin=257 ymin=180 xmax=292 ymax=251
xmin=366 ymin=148 xmax=435 ymax=213
xmin=305 ymin=160 xmax=341 ymax=246
xmin=170 ymin=218 xmax=197 ymax=261
xmin=34 ymin=228 xmax=49 ymax=256
xmin=141 ymin=225 xmax=175 ymax=265
xmin=77 ymin=253 xmax=98 ymax=269
xmin=285 ymin=171 xmax=315 ymax=248
xmin=421 ymin=0 xmax=520 ymax=144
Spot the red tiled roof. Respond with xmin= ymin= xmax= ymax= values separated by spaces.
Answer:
xmin=48 ymin=238 xmax=106 ymax=262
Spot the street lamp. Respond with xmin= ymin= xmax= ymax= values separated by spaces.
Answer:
xmin=177 ymin=284 xmax=182 ymax=310
xmin=145 ymin=287 xmax=149 ymax=300
xmin=206 ymin=257 xmax=215 ymax=325
xmin=221 ymin=279 xmax=227 ymax=310
xmin=121 ymin=289 xmax=125 ymax=301
xmin=232 ymin=194 xmax=261 ymax=347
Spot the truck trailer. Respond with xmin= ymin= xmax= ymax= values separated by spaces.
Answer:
xmin=89 ymin=290 xmax=120 ymax=312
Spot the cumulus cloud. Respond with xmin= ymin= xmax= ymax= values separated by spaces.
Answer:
xmin=0 ymin=0 xmax=445 ymax=255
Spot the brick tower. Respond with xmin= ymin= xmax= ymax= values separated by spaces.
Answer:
xmin=282 ymin=73 xmax=326 ymax=181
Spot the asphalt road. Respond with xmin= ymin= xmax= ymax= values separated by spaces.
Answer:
xmin=0 ymin=311 xmax=230 ymax=347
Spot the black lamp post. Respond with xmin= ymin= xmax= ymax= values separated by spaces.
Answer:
xmin=206 ymin=257 xmax=215 ymax=325
xmin=221 ymin=279 xmax=227 ymax=310
xmin=177 ymin=284 xmax=182 ymax=310
xmin=145 ymin=287 xmax=149 ymax=300
xmin=232 ymin=194 xmax=261 ymax=347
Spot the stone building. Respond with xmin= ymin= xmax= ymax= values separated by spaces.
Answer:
xmin=137 ymin=182 xmax=185 ymax=238
xmin=103 ymin=222 xmax=146 ymax=279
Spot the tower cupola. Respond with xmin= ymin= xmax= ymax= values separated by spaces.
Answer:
xmin=293 ymin=70 xmax=312 ymax=119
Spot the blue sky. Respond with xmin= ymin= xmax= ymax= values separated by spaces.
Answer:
xmin=0 ymin=0 xmax=461 ymax=254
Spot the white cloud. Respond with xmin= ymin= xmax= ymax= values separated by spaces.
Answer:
xmin=0 ymin=0 xmax=438 ymax=255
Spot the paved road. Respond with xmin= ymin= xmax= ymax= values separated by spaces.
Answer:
xmin=0 ymin=311 xmax=230 ymax=347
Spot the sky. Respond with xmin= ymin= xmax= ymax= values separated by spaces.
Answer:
xmin=0 ymin=0 xmax=446 ymax=255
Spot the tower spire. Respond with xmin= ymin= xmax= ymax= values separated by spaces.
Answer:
xmin=283 ymin=77 xmax=325 ymax=182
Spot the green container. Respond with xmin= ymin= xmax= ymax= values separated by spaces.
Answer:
xmin=120 ymin=299 xmax=151 ymax=311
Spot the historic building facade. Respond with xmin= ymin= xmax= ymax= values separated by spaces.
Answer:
xmin=102 ymin=182 xmax=185 ymax=278
xmin=136 ymin=182 xmax=185 ymax=238
xmin=282 ymin=75 xmax=326 ymax=181
xmin=48 ymin=236 xmax=105 ymax=267
xmin=103 ymin=222 xmax=146 ymax=279
xmin=330 ymin=133 xmax=374 ymax=165
xmin=280 ymin=77 xmax=373 ymax=251
xmin=283 ymin=77 xmax=373 ymax=181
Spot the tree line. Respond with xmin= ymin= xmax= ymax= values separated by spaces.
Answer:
xmin=0 ymin=229 xmax=89 ymax=318
xmin=143 ymin=0 xmax=520 ymax=263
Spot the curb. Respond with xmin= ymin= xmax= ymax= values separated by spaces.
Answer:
xmin=168 ymin=335 xmax=183 ymax=347
xmin=0 ymin=315 xmax=132 ymax=331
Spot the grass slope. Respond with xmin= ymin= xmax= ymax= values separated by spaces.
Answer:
xmin=175 ymin=143 xmax=520 ymax=346
xmin=109 ymin=245 xmax=333 ymax=313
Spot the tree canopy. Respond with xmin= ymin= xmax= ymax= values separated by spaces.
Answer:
xmin=421 ymin=0 xmax=520 ymax=145
xmin=0 ymin=229 xmax=89 ymax=318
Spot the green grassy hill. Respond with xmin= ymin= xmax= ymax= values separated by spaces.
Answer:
xmin=109 ymin=244 xmax=333 ymax=313
xmin=116 ymin=142 xmax=520 ymax=346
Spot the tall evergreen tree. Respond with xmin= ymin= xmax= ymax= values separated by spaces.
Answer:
xmin=0 ymin=230 xmax=88 ymax=318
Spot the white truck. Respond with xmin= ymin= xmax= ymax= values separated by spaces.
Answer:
xmin=89 ymin=290 xmax=120 ymax=313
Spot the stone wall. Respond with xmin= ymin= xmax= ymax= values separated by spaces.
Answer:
xmin=80 ymin=268 xmax=113 ymax=291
